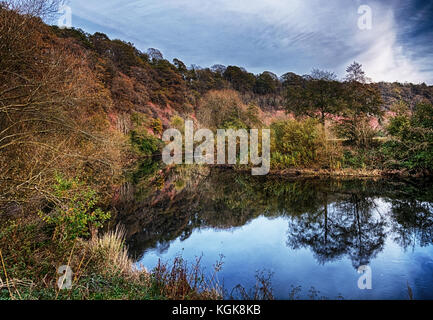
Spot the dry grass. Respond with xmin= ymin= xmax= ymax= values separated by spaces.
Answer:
xmin=229 ymin=270 xmax=274 ymax=300
xmin=152 ymin=255 xmax=223 ymax=300
xmin=269 ymin=167 xmax=384 ymax=177
xmin=87 ymin=226 xmax=135 ymax=278
xmin=85 ymin=231 xmax=223 ymax=299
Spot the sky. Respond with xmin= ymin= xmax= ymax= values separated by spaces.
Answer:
xmin=63 ymin=0 xmax=433 ymax=84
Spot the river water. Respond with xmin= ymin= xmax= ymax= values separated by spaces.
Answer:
xmin=115 ymin=162 xmax=433 ymax=299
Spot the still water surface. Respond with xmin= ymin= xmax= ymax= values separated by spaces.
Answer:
xmin=115 ymin=164 xmax=433 ymax=299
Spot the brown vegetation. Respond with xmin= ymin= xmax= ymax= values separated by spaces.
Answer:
xmin=0 ymin=5 xmax=125 ymax=212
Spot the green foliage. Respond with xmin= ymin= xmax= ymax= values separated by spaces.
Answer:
xmin=271 ymin=119 xmax=322 ymax=167
xmin=131 ymin=130 xmax=161 ymax=156
xmin=51 ymin=27 xmax=93 ymax=49
xmin=270 ymin=118 xmax=344 ymax=169
xmin=0 ymin=219 xmax=47 ymax=280
xmin=38 ymin=175 xmax=111 ymax=242
xmin=130 ymin=113 xmax=162 ymax=156
xmin=331 ymin=64 xmax=383 ymax=148
xmin=131 ymin=158 xmax=161 ymax=184
xmin=341 ymin=81 xmax=383 ymax=118
xmin=223 ymin=66 xmax=256 ymax=93
xmin=188 ymin=67 xmax=229 ymax=94
xmin=341 ymin=148 xmax=384 ymax=170
xmin=151 ymin=118 xmax=163 ymax=136
xmin=0 ymin=273 xmax=154 ymax=300
xmin=383 ymin=102 xmax=433 ymax=171
xmin=254 ymin=72 xmax=279 ymax=95
xmin=222 ymin=118 xmax=249 ymax=130
xmin=171 ymin=115 xmax=185 ymax=133
xmin=285 ymin=69 xmax=343 ymax=123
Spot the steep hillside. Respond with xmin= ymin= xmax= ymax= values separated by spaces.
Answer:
xmin=2 ymin=5 xmax=433 ymax=212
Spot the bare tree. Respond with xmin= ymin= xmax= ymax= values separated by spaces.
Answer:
xmin=1 ymin=0 xmax=64 ymax=20
xmin=1 ymin=5 xmax=122 ymax=208
xmin=147 ymin=48 xmax=163 ymax=61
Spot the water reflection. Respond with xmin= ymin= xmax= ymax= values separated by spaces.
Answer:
xmin=113 ymin=163 xmax=433 ymax=298
xmin=115 ymin=164 xmax=432 ymax=262
xmin=287 ymin=193 xmax=387 ymax=269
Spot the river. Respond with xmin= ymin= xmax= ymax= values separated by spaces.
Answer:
xmin=114 ymin=161 xmax=433 ymax=299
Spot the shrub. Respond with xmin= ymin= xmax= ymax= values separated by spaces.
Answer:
xmin=333 ymin=116 xmax=379 ymax=148
xmin=151 ymin=255 xmax=222 ymax=300
xmin=197 ymin=90 xmax=262 ymax=130
xmin=171 ymin=115 xmax=185 ymax=133
xmin=130 ymin=130 xmax=161 ymax=156
xmin=151 ymin=118 xmax=163 ymax=136
xmin=271 ymin=119 xmax=342 ymax=169
xmin=38 ymin=175 xmax=111 ymax=242
xmin=382 ymin=102 xmax=433 ymax=171
xmin=130 ymin=112 xmax=162 ymax=155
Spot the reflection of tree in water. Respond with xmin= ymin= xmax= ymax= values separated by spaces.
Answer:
xmin=379 ymin=181 xmax=433 ymax=251
xmin=335 ymin=194 xmax=386 ymax=268
xmin=389 ymin=199 xmax=433 ymax=250
xmin=115 ymin=165 xmax=330 ymax=260
xmin=114 ymin=160 xmax=433 ymax=265
xmin=287 ymin=191 xmax=386 ymax=269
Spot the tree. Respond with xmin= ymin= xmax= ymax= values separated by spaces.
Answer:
xmin=281 ymin=72 xmax=303 ymax=87
xmin=3 ymin=0 xmax=63 ymax=19
xmin=335 ymin=62 xmax=383 ymax=147
xmin=173 ymin=58 xmax=188 ymax=79
xmin=0 ymin=2 xmax=122 ymax=208
xmin=345 ymin=61 xmax=369 ymax=83
xmin=223 ymin=66 xmax=256 ymax=93
xmin=285 ymin=69 xmax=344 ymax=124
xmin=211 ymin=64 xmax=227 ymax=75
xmin=196 ymin=90 xmax=261 ymax=130
xmin=147 ymin=48 xmax=163 ymax=61
xmin=192 ymin=68 xmax=227 ymax=93
xmin=342 ymin=62 xmax=381 ymax=116
xmin=287 ymin=190 xmax=386 ymax=268
xmin=254 ymin=72 xmax=279 ymax=95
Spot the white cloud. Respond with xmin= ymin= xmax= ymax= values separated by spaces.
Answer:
xmin=68 ymin=0 xmax=433 ymax=83
xmin=352 ymin=6 xmax=431 ymax=83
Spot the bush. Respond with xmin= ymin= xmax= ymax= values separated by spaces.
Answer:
xmin=341 ymin=148 xmax=384 ymax=170
xmin=171 ymin=115 xmax=185 ymax=133
xmin=38 ymin=175 xmax=111 ymax=242
xmin=130 ymin=114 xmax=162 ymax=157
xmin=270 ymin=119 xmax=342 ymax=169
xmin=151 ymin=118 xmax=163 ymax=136
xmin=333 ymin=116 xmax=378 ymax=148
xmin=197 ymin=90 xmax=262 ymax=130
xmin=382 ymin=102 xmax=433 ymax=171
xmin=131 ymin=131 xmax=161 ymax=155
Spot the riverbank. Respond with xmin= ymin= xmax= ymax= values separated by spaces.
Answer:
xmin=2 ymin=164 xmax=431 ymax=300
xmin=213 ymin=164 xmax=431 ymax=179
xmin=269 ymin=168 xmax=430 ymax=179
xmin=111 ymin=167 xmax=433 ymax=299
xmin=0 ymin=223 xmax=222 ymax=300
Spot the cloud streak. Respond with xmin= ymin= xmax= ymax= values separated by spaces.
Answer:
xmin=68 ymin=0 xmax=433 ymax=84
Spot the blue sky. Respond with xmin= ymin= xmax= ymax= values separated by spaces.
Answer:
xmin=65 ymin=0 xmax=433 ymax=84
